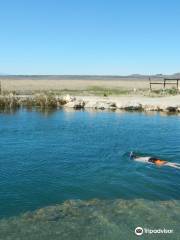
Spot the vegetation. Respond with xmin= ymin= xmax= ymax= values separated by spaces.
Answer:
xmin=0 ymin=94 xmax=67 ymax=110
xmin=0 ymin=199 xmax=180 ymax=240
xmin=146 ymin=87 xmax=179 ymax=97
xmin=0 ymin=85 xmax=179 ymax=110
xmin=87 ymin=86 xmax=131 ymax=96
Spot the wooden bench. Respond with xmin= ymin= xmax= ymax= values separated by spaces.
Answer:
xmin=149 ymin=77 xmax=180 ymax=90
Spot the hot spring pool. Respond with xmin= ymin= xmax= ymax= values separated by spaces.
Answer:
xmin=0 ymin=109 xmax=180 ymax=239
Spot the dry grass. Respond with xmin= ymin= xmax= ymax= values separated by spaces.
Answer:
xmin=1 ymin=79 xmax=149 ymax=93
xmin=1 ymin=79 xmax=179 ymax=96
xmin=0 ymin=94 xmax=67 ymax=110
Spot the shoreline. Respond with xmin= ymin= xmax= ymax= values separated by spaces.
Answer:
xmin=0 ymin=94 xmax=180 ymax=113
xmin=67 ymin=95 xmax=180 ymax=112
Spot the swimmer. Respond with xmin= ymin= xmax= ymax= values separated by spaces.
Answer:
xmin=130 ymin=152 xmax=180 ymax=169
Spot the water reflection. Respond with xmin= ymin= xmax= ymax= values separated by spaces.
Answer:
xmin=0 ymin=107 xmax=20 ymax=115
xmin=0 ymin=107 xmax=180 ymax=117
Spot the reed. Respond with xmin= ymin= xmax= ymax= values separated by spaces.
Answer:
xmin=0 ymin=95 xmax=21 ymax=109
xmin=0 ymin=93 xmax=67 ymax=110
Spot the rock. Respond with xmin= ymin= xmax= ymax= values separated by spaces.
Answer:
xmin=123 ymin=102 xmax=142 ymax=111
xmin=164 ymin=106 xmax=178 ymax=112
xmin=64 ymin=99 xmax=85 ymax=109
xmin=108 ymin=102 xmax=117 ymax=108
xmin=143 ymin=105 xmax=160 ymax=111
xmin=94 ymin=101 xmax=109 ymax=110
xmin=61 ymin=97 xmax=180 ymax=113
xmin=91 ymin=101 xmax=117 ymax=110
xmin=63 ymin=94 xmax=76 ymax=102
xmin=84 ymin=101 xmax=96 ymax=108
xmin=116 ymin=102 xmax=126 ymax=109
xmin=73 ymin=100 xmax=85 ymax=109
xmin=142 ymin=105 xmax=179 ymax=112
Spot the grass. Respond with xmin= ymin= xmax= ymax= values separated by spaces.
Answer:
xmin=87 ymin=86 xmax=180 ymax=97
xmin=145 ymin=87 xmax=180 ymax=97
xmin=87 ymin=86 xmax=131 ymax=96
xmin=0 ymin=94 xmax=67 ymax=110
xmin=1 ymin=84 xmax=179 ymax=97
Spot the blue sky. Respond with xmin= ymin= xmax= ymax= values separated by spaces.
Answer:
xmin=0 ymin=0 xmax=180 ymax=75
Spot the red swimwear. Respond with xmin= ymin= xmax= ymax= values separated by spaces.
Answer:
xmin=154 ymin=159 xmax=167 ymax=166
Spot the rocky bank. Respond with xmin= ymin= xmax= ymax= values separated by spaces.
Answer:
xmin=63 ymin=95 xmax=180 ymax=113
xmin=0 ymin=94 xmax=180 ymax=113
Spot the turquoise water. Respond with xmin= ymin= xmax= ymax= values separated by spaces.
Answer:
xmin=0 ymin=109 xmax=180 ymax=239
xmin=0 ymin=109 xmax=180 ymax=217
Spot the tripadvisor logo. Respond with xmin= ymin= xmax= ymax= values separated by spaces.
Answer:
xmin=134 ymin=226 xmax=173 ymax=236
xmin=135 ymin=227 xmax=143 ymax=236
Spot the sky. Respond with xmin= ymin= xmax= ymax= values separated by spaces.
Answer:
xmin=0 ymin=0 xmax=180 ymax=75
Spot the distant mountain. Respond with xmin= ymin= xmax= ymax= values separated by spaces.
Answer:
xmin=171 ymin=73 xmax=180 ymax=78
xmin=0 ymin=73 xmax=179 ymax=80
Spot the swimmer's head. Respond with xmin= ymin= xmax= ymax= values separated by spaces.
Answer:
xmin=130 ymin=151 xmax=134 ymax=159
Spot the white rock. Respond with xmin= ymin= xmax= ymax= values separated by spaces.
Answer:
xmin=143 ymin=105 xmax=160 ymax=111
xmin=107 ymin=102 xmax=117 ymax=108
xmin=64 ymin=99 xmax=85 ymax=109
xmin=116 ymin=102 xmax=126 ymax=109
xmin=64 ymin=101 xmax=75 ymax=108
xmin=63 ymin=94 xmax=76 ymax=102
xmin=91 ymin=101 xmax=116 ymax=110
xmin=94 ymin=101 xmax=109 ymax=110
xmin=84 ymin=101 xmax=96 ymax=108
xmin=123 ymin=101 xmax=142 ymax=110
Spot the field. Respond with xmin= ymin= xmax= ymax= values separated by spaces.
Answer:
xmin=0 ymin=77 xmax=179 ymax=96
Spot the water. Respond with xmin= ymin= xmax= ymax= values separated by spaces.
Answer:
xmin=0 ymin=109 xmax=180 ymax=239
